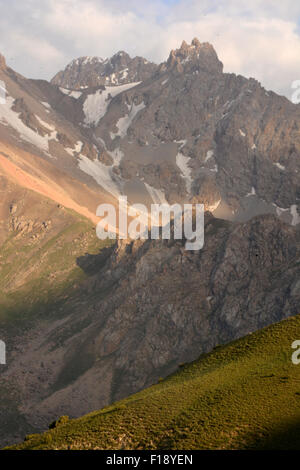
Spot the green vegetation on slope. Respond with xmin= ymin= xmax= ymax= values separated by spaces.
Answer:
xmin=7 ymin=314 xmax=300 ymax=450
xmin=0 ymin=201 xmax=113 ymax=333
xmin=0 ymin=191 xmax=114 ymax=446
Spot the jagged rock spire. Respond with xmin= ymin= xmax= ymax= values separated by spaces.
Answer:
xmin=191 ymin=37 xmax=201 ymax=47
xmin=166 ymin=38 xmax=223 ymax=74
xmin=0 ymin=53 xmax=7 ymax=70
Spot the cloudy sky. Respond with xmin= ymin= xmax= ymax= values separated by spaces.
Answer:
xmin=1 ymin=0 xmax=300 ymax=99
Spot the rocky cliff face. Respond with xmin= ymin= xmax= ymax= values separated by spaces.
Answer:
xmin=51 ymin=52 xmax=157 ymax=89
xmin=91 ymin=38 xmax=300 ymax=224
xmin=164 ymin=38 xmax=223 ymax=75
xmin=1 ymin=213 xmax=299 ymax=444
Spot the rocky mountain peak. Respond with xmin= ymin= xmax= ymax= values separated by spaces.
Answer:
xmin=112 ymin=50 xmax=130 ymax=61
xmin=191 ymin=37 xmax=201 ymax=47
xmin=179 ymin=39 xmax=189 ymax=51
xmin=51 ymin=51 xmax=157 ymax=89
xmin=68 ymin=56 xmax=104 ymax=68
xmin=166 ymin=38 xmax=223 ymax=74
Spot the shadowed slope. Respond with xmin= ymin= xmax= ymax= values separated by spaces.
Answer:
xmin=6 ymin=314 xmax=300 ymax=450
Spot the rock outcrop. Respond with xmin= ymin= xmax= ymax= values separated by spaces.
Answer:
xmin=0 ymin=53 xmax=6 ymax=70
xmin=165 ymin=38 xmax=223 ymax=75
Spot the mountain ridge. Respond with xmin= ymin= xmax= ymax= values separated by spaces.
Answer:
xmin=51 ymin=51 xmax=157 ymax=89
xmin=0 ymin=39 xmax=299 ymax=226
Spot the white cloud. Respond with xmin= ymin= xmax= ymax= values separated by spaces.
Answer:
xmin=9 ymin=33 xmax=63 ymax=63
xmin=0 ymin=0 xmax=299 ymax=99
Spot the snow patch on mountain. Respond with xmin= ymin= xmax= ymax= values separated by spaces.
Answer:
xmin=274 ymin=204 xmax=300 ymax=225
xmin=111 ymin=101 xmax=146 ymax=139
xmin=291 ymin=204 xmax=300 ymax=226
xmin=272 ymin=204 xmax=289 ymax=217
xmin=205 ymin=150 xmax=214 ymax=162
xmin=176 ymin=152 xmax=192 ymax=192
xmin=120 ymin=68 xmax=128 ymax=80
xmin=175 ymin=140 xmax=187 ymax=150
xmin=0 ymin=97 xmax=57 ymax=154
xmin=65 ymin=141 xmax=83 ymax=156
xmin=41 ymin=101 xmax=51 ymax=110
xmin=60 ymin=87 xmax=82 ymax=99
xmin=83 ymin=82 xmax=140 ymax=127
xmin=210 ymin=164 xmax=218 ymax=173
xmin=144 ymin=183 xmax=167 ymax=205
xmin=246 ymin=187 xmax=256 ymax=197
xmin=78 ymin=155 xmax=120 ymax=198
xmin=274 ymin=162 xmax=286 ymax=171
xmin=35 ymin=115 xmax=56 ymax=132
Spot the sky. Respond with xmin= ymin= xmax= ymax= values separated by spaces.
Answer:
xmin=0 ymin=0 xmax=300 ymax=99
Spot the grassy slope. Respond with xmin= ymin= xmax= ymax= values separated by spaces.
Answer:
xmin=7 ymin=314 xmax=300 ymax=450
xmin=0 ymin=204 xmax=111 ymax=333
xmin=0 ymin=188 xmax=113 ymax=444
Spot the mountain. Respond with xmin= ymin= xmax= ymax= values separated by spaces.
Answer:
xmin=0 ymin=49 xmax=136 ymax=238
xmin=1 ymin=212 xmax=299 ymax=446
xmin=0 ymin=49 xmax=159 ymax=216
xmin=6 ymin=313 xmax=300 ymax=450
xmin=90 ymin=38 xmax=300 ymax=223
xmin=0 ymin=39 xmax=299 ymax=448
xmin=51 ymin=52 xmax=157 ymax=89
xmin=0 ymin=39 xmax=299 ymax=225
